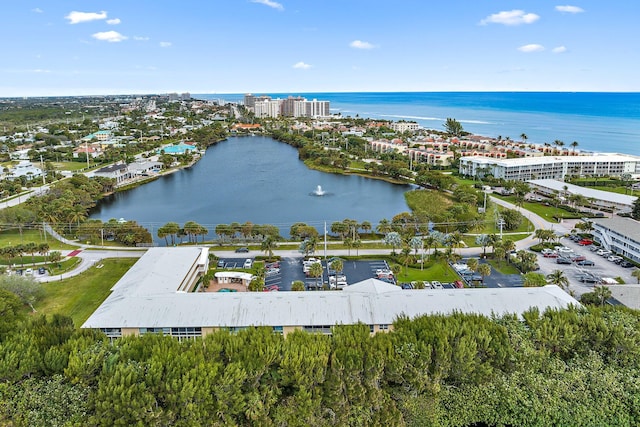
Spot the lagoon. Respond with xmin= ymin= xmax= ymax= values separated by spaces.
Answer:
xmin=90 ymin=136 xmax=411 ymax=239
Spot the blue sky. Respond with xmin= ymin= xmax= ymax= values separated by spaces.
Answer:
xmin=2 ymin=1 xmax=639 ymax=96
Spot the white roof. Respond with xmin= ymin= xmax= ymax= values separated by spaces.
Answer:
xmin=528 ymin=179 xmax=637 ymax=207
xmin=592 ymin=216 xmax=640 ymax=243
xmin=215 ymin=271 xmax=253 ymax=281
xmin=461 ymin=153 xmax=640 ymax=167
xmin=83 ymin=256 xmax=579 ymax=328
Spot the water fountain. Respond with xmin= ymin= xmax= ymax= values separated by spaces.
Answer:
xmin=313 ymin=185 xmax=326 ymax=196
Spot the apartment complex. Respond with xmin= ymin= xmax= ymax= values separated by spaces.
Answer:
xmin=244 ymin=94 xmax=330 ymax=118
xmin=459 ymin=154 xmax=640 ymax=181
xmin=591 ymin=217 xmax=640 ymax=263
xmin=389 ymin=121 xmax=420 ymax=133
xmin=83 ymin=248 xmax=578 ymax=340
xmin=528 ymin=179 xmax=637 ymax=213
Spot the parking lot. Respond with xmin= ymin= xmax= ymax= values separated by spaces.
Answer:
xmin=535 ymin=236 xmax=638 ymax=294
xmin=217 ymin=256 xmax=469 ymax=291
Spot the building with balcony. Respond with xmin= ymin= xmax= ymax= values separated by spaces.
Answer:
xmin=591 ymin=216 xmax=640 ymax=263
xmin=459 ymin=153 xmax=640 ymax=182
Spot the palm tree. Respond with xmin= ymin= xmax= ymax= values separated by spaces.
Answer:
xmin=424 ymin=235 xmax=437 ymax=260
xmin=546 ymin=270 xmax=569 ymax=291
xmin=570 ymin=140 xmax=579 ymax=154
xmin=376 ymin=218 xmax=392 ymax=235
xmin=360 ymin=221 xmax=372 ymax=236
xmin=291 ymin=280 xmax=305 ymax=291
xmin=261 ymin=236 xmax=278 ymax=259
xmin=330 ymin=259 xmax=344 ymax=275
xmin=308 ymin=262 xmax=323 ymax=290
xmin=632 ymin=268 xmax=640 ymax=284
xmin=477 ymin=263 xmax=491 ymax=284
xmin=520 ymin=133 xmax=528 ymax=143
xmin=24 ymin=242 xmax=38 ymax=267
xmin=466 ymin=257 xmax=479 ymax=273
xmin=157 ymin=225 xmax=169 ymax=246
xmin=593 ymin=285 xmax=612 ymax=306
xmin=37 ymin=243 xmax=49 ymax=264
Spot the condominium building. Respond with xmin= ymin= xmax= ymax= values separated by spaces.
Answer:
xmin=592 ymin=217 xmax=640 ymax=263
xmin=254 ymin=99 xmax=282 ymax=118
xmin=83 ymin=247 xmax=578 ymax=339
xmin=459 ymin=154 xmax=640 ymax=181
xmin=389 ymin=121 xmax=420 ymax=133
xmin=245 ymin=94 xmax=330 ymax=118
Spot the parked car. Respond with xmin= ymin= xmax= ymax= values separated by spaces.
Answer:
xmin=556 ymin=257 xmax=572 ymax=264
xmin=588 ymin=245 xmax=599 ymax=252
xmin=607 ymin=255 xmax=623 ymax=263
xmin=556 ymin=247 xmax=574 ymax=254
xmin=570 ymin=254 xmax=586 ymax=262
xmin=243 ymin=259 xmax=253 ymax=269
xmin=235 ymin=247 xmax=249 ymax=253
xmin=217 ymin=260 xmax=225 ymax=268
xmin=620 ymin=261 xmax=634 ymax=268
xmin=578 ymin=239 xmax=594 ymax=246
xmin=578 ymin=275 xmax=600 ymax=283
xmin=542 ymin=249 xmax=558 ymax=258
xmin=431 ymin=281 xmax=444 ymax=289
xmin=38 ymin=267 xmax=46 ymax=275
xmin=596 ymin=249 xmax=612 ymax=256
xmin=576 ymin=259 xmax=595 ymax=266
xmin=25 ymin=268 xmax=33 ymax=276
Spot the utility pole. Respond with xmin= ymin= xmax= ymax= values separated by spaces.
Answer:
xmin=324 ymin=222 xmax=327 ymax=262
xmin=85 ymin=139 xmax=90 ymax=169
xmin=40 ymin=155 xmax=45 ymax=185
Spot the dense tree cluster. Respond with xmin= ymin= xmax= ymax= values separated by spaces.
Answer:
xmin=2 ymin=307 xmax=640 ymax=425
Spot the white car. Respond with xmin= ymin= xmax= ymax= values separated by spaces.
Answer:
xmin=607 ymin=255 xmax=623 ymax=263
xmin=597 ymin=249 xmax=612 ymax=256
xmin=556 ymin=247 xmax=573 ymax=254
xmin=431 ymin=281 xmax=443 ymax=289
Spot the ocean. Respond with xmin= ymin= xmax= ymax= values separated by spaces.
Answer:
xmin=197 ymin=92 xmax=640 ymax=155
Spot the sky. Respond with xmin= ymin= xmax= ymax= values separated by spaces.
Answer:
xmin=2 ymin=1 xmax=639 ymax=96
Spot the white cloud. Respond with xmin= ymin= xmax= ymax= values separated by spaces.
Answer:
xmin=159 ymin=41 xmax=172 ymax=48
xmin=480 ymin=10 xmax=540 ymax=26
xmin=555 ymin=5 xmax=584 ymax=13
xmin=552 ymin=46 xmax=567 ymax=53
xmin=106 ymin=18 xmax=121 ymax=25
xmin=92 ymin=31 xmax=127 ymax=43
xmin=32 ymin=8 xmax=43 ymax=13
xmin=251 ymin=0 xmax=284 ymax=11
xmin=518 ymin=44 xmax=545 ymax=52
xmin=65 ymin=10 xmax=108 ymax=24
xmin=293 ymin=61 xmax=311 ymax=69
xmin=134 ymin=36 xmax=149 ymax=41
xmin=30 ymin=69 xmax=51 ymax=73
xmin=350 ymin=40 xmax=374 ymax=49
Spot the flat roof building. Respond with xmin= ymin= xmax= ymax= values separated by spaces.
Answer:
xmin=459 ymin=153 xmax=640 ymax=181
xmin=83 ymin=248 xmax=579 ymax=339
xmin=528 ymin=179 xmax=637 ymax=212
xmin=591 ymin=216 xmax=640 ymax=263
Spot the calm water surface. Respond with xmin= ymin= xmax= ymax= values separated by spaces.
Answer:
xmin=90 ymin=136 xmax=411 ymax=239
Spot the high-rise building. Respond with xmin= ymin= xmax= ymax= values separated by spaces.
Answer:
xmin=280 ymin=96 xmax=305 ymax=117
xmin=254 ymin=99 xmax=282 ymax=118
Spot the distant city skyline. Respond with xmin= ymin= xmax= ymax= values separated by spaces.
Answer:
xmin=2 ymin=1 xmax=639 ymax=96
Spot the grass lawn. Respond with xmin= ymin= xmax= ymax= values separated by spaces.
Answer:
xmin=34 ymin=258 xmax=137 ymax=327
xmin=590 ymin=186 xmax=640 ymax=197
xmin=487 ymin=259 xmax=521 ymax=275
xmin=0 ymin=229 xmax=77 ymax=250
xmin=492 ymin=194 xmax=574 ymax=222
xmin=393 ymin=259 xmax=459 ymax=282
xmin=51 ymin=161 xmax=94 ymax=172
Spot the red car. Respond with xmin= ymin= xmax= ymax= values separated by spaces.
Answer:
xmin=578 ymin=239 xmax=593 ymax=246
